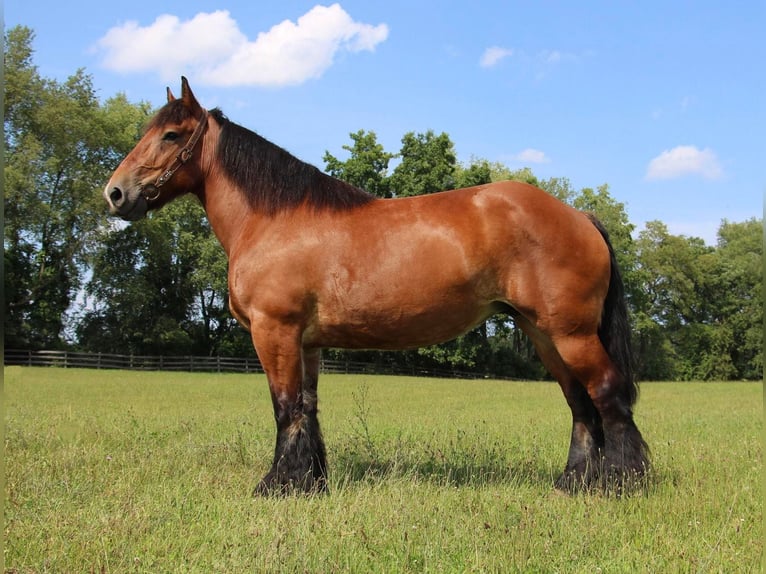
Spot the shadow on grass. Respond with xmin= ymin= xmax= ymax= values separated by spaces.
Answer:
xmin=330 ymin=439 xmax=557 ymax=490
xmin=328 ymin=433 xmax=660 ymax=497
xmin=332 ymin=384 xmax=560 ymax=490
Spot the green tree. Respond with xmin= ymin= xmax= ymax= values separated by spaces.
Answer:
xmin=492 ymin=164 xmax=540 ymax=187
xmin=76 ymin=218 xmax=161 ymax=354
xmin=323 ymin=129 xmax=394 ymax=198
xmin=636 ymin=221 xmax=713 ymax=329
xmin=78 ymin=198 xmax=249 ymax=356
xmin=3 ymin=26 xmax=151 ymax=348
xmin=454 ymin=158 xmax=492 ymax=188
xmin=455 ymin=158 xmax=542 ymax=189
xmin=631 ymin=219 xmax=764 ymax=380
xmin=537 ymin=176 xmax=574 ymax=203
xmin=634 ymin=221 xmax=709 ymax=379
xmin=389 ymin=130 xmax=457 ymax=197
xmin=707 ymin=219 xmax=763 ymax=379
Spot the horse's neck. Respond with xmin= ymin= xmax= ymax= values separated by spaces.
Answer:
xmin=195 ymin=173 xmax=255 ymax=257
xmin=192 ymin=123 xmax=256 ymax=256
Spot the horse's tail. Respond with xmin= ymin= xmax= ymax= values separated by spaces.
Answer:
xmin=587 ymin=214 xmax=638 ymax=408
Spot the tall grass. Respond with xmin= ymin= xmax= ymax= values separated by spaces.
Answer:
xmin=4 ymin=367 xmax=762 ymax=572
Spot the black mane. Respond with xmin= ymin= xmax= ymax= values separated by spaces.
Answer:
xmin=209 ymin=108 xmax=374 ymax=214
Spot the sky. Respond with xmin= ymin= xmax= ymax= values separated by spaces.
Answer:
xmin=6 ymin=1 xmax=763 ymax=244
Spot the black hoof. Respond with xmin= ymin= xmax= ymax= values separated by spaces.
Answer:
xmin=256 ymin=410 xmax=329 ymax=497
xmin=253 ymin=468 xmax=328 ymax=497
xmin=599 ymin=462 xmax=650 ymax=497
xmin=554 ymin=468 xmax=595 ymax=493
xmin=555 ymin=458 xmax=650 ymax=496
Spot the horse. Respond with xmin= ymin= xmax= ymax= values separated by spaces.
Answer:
xmin=104 ymin=77 xmax=649 ymax=495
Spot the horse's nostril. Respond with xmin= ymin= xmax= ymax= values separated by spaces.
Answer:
xmin=109 ymin=187 xmax=123 ymax=205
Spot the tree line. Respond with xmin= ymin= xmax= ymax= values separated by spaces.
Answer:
xmin=4 ymin=26 xmax=762 ymax=380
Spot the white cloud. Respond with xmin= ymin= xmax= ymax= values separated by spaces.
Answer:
xmin=480 ymin=46 xmax=513 ymax=68
xmin=95 ymin=4 xmax=388 ymax=87
xmin=509 ymin=148 xmax=550 ymax=164
xmin=645 ymin=145 xmax=723 ymax=180
xmin=544 ymin=50 xmax=562 ymax=63
xmin=95 ymin=12 xmax=246 ymax=80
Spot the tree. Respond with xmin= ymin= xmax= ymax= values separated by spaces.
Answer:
xmin=632 ymin=219 xmax=763 ymax=380
xmin=388 ymin=130 xmax=457 ymax=196
xmin=323 ymin=129 xmax=394 ymax=198
xmin=492 ymin=164 xmax=540 ymax=187
xmin=78 ymin=197 xmax=249 ymax=356
xmin=634 ymin=221 xmax=709 ymax=379
xmin=3 ymin=26 xmax=152 ymax=348
xmin=537 ymin=176 xmax=574 ymax=203
xmin=707 ymin=219 xmax=763 ymax=379
xmin=454 ymin=158 xmax=492 ymax=188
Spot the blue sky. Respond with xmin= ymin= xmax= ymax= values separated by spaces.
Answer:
xmin=6 ymin=1 xmax=763 ymax=244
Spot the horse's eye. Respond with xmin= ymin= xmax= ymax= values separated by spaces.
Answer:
xmin=163 ymin=131 xmax=179 ymax=142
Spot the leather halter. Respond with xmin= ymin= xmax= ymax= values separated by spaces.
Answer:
xmin=141 ymin=109 xmax=208 ymax=202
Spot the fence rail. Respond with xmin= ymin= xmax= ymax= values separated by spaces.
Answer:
xmin=4 ymin=349 xmax=264 ymax=373
xmin=3 ymin=349 xmax=511 ymax=380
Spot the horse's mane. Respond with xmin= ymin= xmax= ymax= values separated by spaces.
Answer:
xmin=208 ymin=108 xmax=374 ymax=214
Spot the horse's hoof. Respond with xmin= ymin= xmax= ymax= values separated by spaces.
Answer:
xmin=554 ymin=471 xmax=588 ymax=494
xmin=600 ymin=465 xmax=650 ymax=497
xmin=555 ymin=464 xmax=649 ymax=497
xmin=252 ymin=479 xmax=277 ymax=497
xmin=252 ymin=473 xmax=328 ymax=497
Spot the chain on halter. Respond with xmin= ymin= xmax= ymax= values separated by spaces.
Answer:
xmin=141 ymin=109 xmax=209 ymax=202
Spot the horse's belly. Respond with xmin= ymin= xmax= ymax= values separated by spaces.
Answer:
xmin=306 ymin=299 xmax=502 ymax=351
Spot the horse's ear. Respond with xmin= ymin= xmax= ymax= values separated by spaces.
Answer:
xmin=166 ymin=87 xmax=176 ymax=102
xmin=180 ymin=76 xmax=202 ymax=112
xmin=181 ymin=76 xmax=191 ymax=98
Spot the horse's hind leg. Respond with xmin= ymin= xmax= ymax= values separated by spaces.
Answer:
xmin=513 ymin=315 xmax=604 ymax=490
xmin=554 ymin=379 xmax=605 ymax=491
xmin=554 ymin=334 xmax=649 ymax=491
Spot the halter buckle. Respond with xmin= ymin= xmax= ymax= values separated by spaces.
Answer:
xmin=179 ymin=148 xmax=193 ymax=163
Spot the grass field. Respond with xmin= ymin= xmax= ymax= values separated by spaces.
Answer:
xmin=4 ymin=367 xmax=763 ymax=573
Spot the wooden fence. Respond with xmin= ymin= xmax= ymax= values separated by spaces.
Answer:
xmin=3 ymin=349 xmax=510 ymax=380
xmin=4 ymin=349 xmax=262 ymax=373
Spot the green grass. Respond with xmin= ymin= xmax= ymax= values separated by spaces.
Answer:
xmin=4 ymin=367 xmax=763 ymax=573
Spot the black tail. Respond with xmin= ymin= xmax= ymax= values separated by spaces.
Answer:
xmin=587 ymin=215 xmax=638 ymax=407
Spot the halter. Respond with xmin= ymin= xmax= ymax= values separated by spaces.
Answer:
xmin=141 ymin=109 xmax=209 ymax=202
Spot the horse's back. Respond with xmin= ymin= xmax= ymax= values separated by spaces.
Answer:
xmin=391 ymin=180 xmax=609 ymax=278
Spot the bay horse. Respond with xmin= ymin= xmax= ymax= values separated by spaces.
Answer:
xmin=104 ymin=77 xmax=649 ymax=495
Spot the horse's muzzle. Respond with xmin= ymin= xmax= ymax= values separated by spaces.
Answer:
xmin=103 ymin=184 xmax=148 ymax=221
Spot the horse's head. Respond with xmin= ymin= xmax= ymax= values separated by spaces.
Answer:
xmin=104 ymin=77 xmax=208 ymax=220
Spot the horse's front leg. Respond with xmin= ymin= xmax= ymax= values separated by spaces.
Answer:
xmin=251 ymin=324 xmax=328 ymax=496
